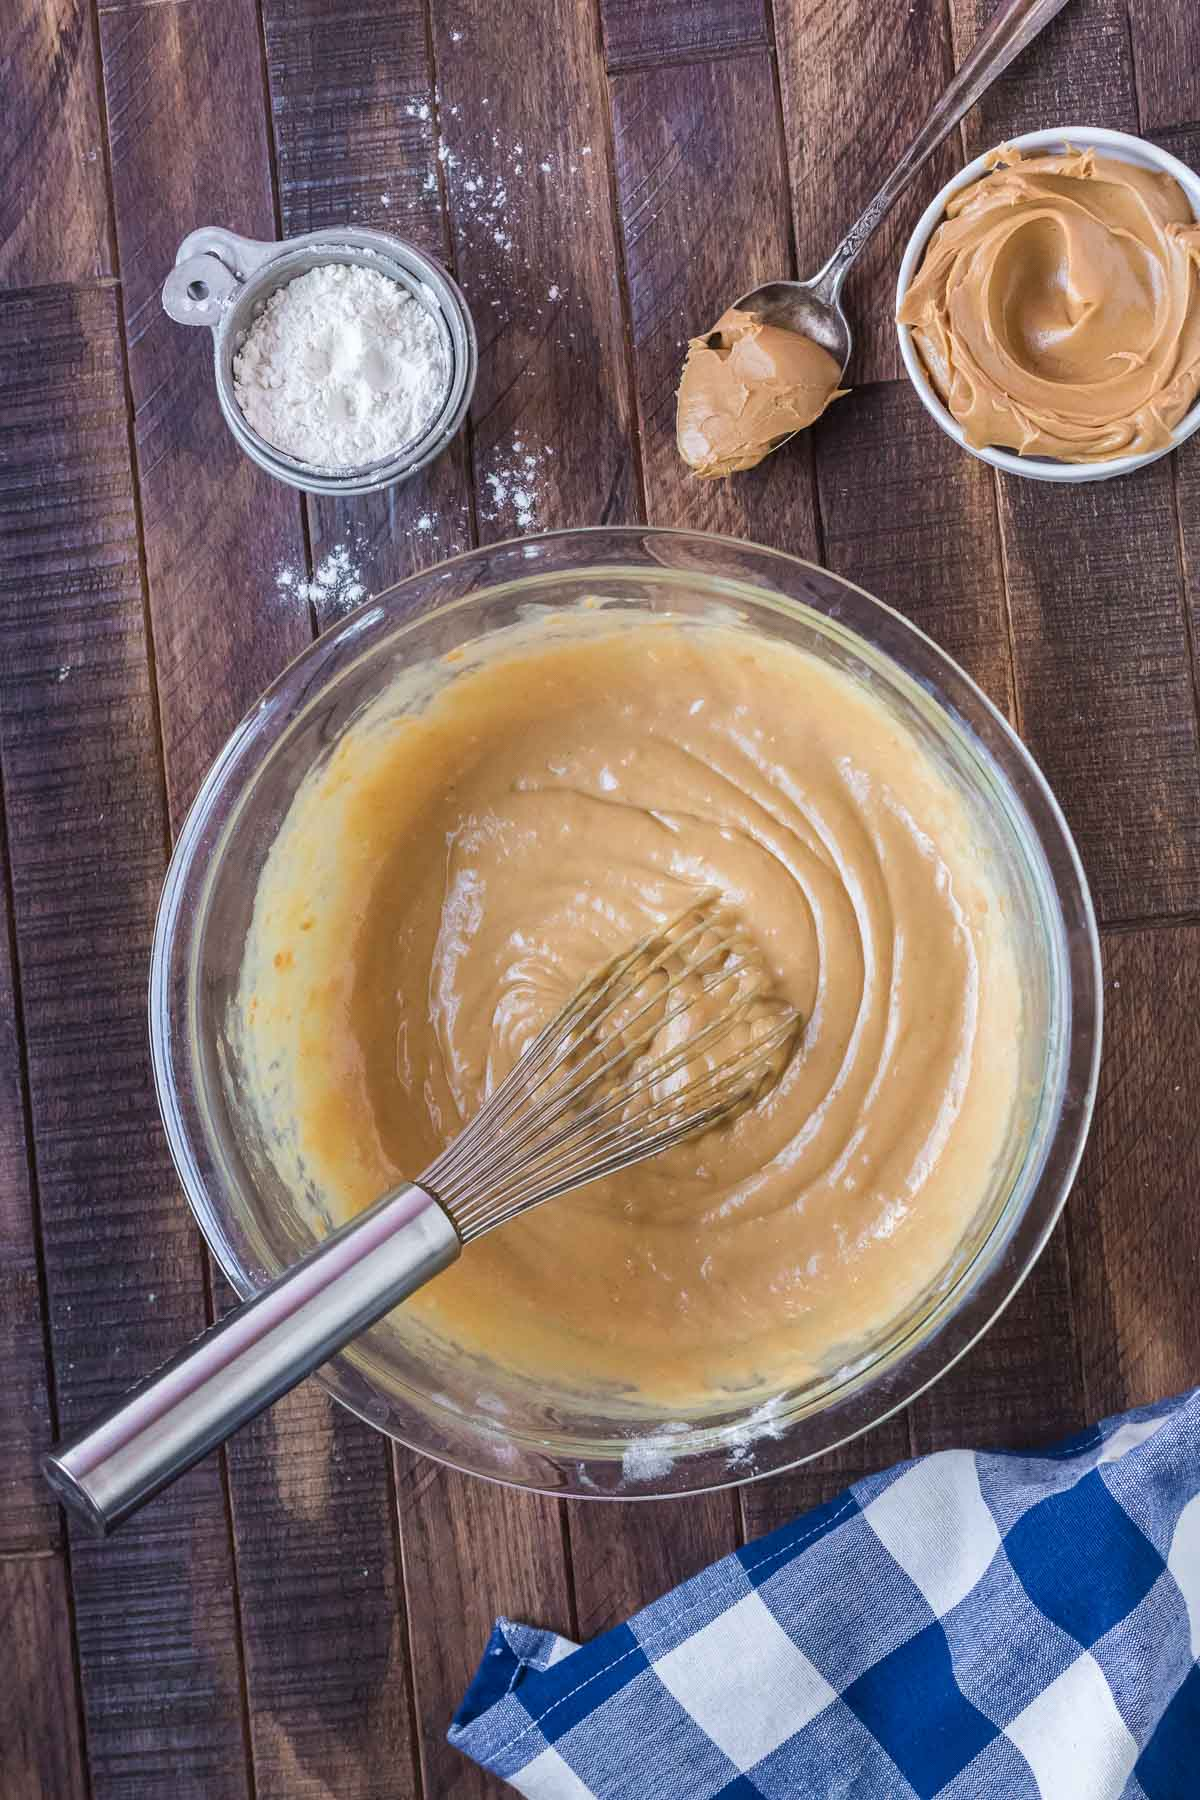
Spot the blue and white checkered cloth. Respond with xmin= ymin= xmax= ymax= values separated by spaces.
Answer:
xmin=450 ymin=1388 xmax=1200 ymax=1797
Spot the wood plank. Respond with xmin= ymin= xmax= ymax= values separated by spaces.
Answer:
xmin=383 ymin=12 xmax=636 ymax=1780
xmin=568 ymin=1495 xmax=739 ymax=1641
xmin=948 ymin=0 xmax=1138 ymax=156
xmin=260 ymin=0 xmax=475 ymax=603
xmin=908 ymin=1239 xmax=1086 ymax=1454
xmin=807 ymin=372 xmax=1081 ymax=1473
xmin=774 ymin=0 xmax=958 ymax=385
xmin=224 ymin=1379 xmax=420 ymax=1800
xmin=0 ymin=1554 xmax=89 ymax=1800
xmin=1164 ymin=127 xmax=1200 ymax=695
xmin=265 ymin=0 xmax=446 ymax=247
xmin=0 ymin=816 xmax=59 ymax=1555
xmin=0 ymin=281 xmax=252 ymax=1796
xmin=306 ymin=450 xmax=474 ymax=625
xmin=1 ymin=0 xmax=111 ymax=287
xmin=432 ymin=0 xmax=639 ymax=538
xmin=1068 ymin=927 xmax=1200 ymax=1418
xmin=548 ymin=45 xmax=818 ymax=1644
xmin=814 ymin=379 xmax=1015 ymax=713
xmin=0 ymin=273 xmax=248 ymax=1792
xmin=98 ymin=4 xmax=425 ymax=1793
xmin=600 ymin=0 xmax=768 ymax=74
xmin=395 ymin=1454 xmax=574 ymax=1799
xmin=1129 ymin=3 xmax=1200 ymax=135
xmin=609 ymin=53 xmax=818 ymax=557
xmin=98 ymin=0 xmax=311 ymax=821
xmin=740 ymin=1417 xmax=913 ymax=1542
xmin=997 ymin=463 xmax=1200 ymax=926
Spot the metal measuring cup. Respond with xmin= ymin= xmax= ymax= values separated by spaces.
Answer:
xmin=163 ymin=225 xmax=478 ymax=496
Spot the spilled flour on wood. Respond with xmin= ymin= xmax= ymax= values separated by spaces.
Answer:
xmin=479 ymin=435 xmax=554 ymax=533
xmin=276 ymin=542 xmax=368 ymax=616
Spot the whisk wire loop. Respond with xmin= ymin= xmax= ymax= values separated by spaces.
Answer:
xmin=426 ymin=905 xmax=731 ymax=1189
xmin=448 ymin=1012 xmax=799 ymax=1239
xmin=423 ymin=895 xmax=801 ymax=1243
xmin=436 ymin=951 xmax=757 ymax=1203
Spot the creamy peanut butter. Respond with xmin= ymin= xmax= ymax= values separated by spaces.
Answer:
xmin=237 ymin=616 xmax=1024 ymax=1408
xmin=899 ymin=147 xmax=1200 ymax=461
xmin=676 ymin=308 xmax=846 ymax=477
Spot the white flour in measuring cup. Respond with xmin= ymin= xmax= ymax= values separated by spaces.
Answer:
xmin=233 ymin=262 xmax=450 ymax=470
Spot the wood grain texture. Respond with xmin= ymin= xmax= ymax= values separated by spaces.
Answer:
xmin=395 ymin=1454 xmax=574 ymax=1799
xmin=1129 ymin=2 xmax=1200 ymax=134
xmin=98 ymin=0 xmax=311 ymax=822
xmin=775 ymin=0 xmax=957 ymax=384
xmin=1068 ymin=928 xmax=1200 ymax=1418
xmin=0 ymin=821 xmax=60 ymax=1554
xmin=997 ymin=463 xmax=1200 ymax=926
xmin=568 ymin=1494 xmax=740 ymax=1642
xmin=370 ymin=11 xmax=649 ymax=1746
xmin=98 ymin=6 xmax=430 ymax=1793
xmin=224 ymin=1379 xmax=420 ymax=1800
xmin=1163 ymin=127 xmax=1200 ymax=703
xmin=0 ymin=1554 xmax=89 ymax=1800
xmin=265 ymin=0 xmax=445 ymax=246
xmin=609 ymin=53 xmax=818 ymax=556
xmin=306 ymin=450 xmax=475 ymax=623
xmin=948 ymin=0 xmax=1138 ymax=155
xmin=1176 ymin=442 xmax=1200 ymax=709
xmin=432 ymin=0 xmax=639 ymax=537
xmin=908 ymin=1239 xmax=1087 ymax=1454
xmin=814 ymin=380 xmax=1015 ymax=713
xmin=739 ymin=1416 xmax=913 ymax=1541
xmin=0 ymin=282 xmax=252 ymax=1797
xmin=260 ymin=0 xmax=476 ymax=600
xmin=1 ymin=0 xmax=111 ymax=287
xmin=599 ymin=0 xmax=768 ymax=73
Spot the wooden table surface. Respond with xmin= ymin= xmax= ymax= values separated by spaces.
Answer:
xmin=4 ymin=0 xmax=1200 ymax=1794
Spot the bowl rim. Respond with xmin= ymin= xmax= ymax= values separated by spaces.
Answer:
xmin=149 ymin=526 xmax=1104 ymax=1498
xmin=895 ymin=125 xmax=1200 ymax=483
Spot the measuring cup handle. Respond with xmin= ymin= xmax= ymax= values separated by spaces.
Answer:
xmin=162 ymin=227 xmax=280 ymax=328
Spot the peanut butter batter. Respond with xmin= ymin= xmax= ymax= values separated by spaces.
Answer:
xmin=899 ymin=147 xmax=1200 ymax=461
xmin=676 ymin=308 xmax=846 ymax=477
xmin=237 ymin=615 xmax=1024 ymax=1407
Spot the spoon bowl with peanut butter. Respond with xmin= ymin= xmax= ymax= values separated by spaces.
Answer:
xmin=677 ymin=0 xmax=1072 ymax=479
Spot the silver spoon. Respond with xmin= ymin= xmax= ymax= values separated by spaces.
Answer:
xmin=736 ymin=0 xmax=1073 ymax=370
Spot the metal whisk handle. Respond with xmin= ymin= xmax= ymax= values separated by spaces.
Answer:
xmin=42 ymin=1183 xmax=458 ymax=1535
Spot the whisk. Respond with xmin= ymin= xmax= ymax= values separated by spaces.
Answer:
xmin=44 ymin=893 xmax=799 ymax=1534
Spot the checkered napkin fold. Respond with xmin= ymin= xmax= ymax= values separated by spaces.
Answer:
xmin=450 ymin=1388 xmax=1200 ymax=1799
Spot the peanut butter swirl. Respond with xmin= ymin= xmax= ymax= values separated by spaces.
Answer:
xmin=899 ymin=147 xmax=1200 ymax=462
xmin=238 ymin=618 xmax=1023 ymax=1408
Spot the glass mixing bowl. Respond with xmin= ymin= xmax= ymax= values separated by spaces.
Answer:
xmin=150 ymin=528 xmax=1101 ymax=1498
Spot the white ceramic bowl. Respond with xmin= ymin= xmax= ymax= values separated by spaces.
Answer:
xmin=896 ymin=126 xmax=1200 ymax=483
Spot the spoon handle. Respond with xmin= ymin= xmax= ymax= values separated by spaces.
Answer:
xmin=810 ymin=0 xmax=1073 ymax=306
